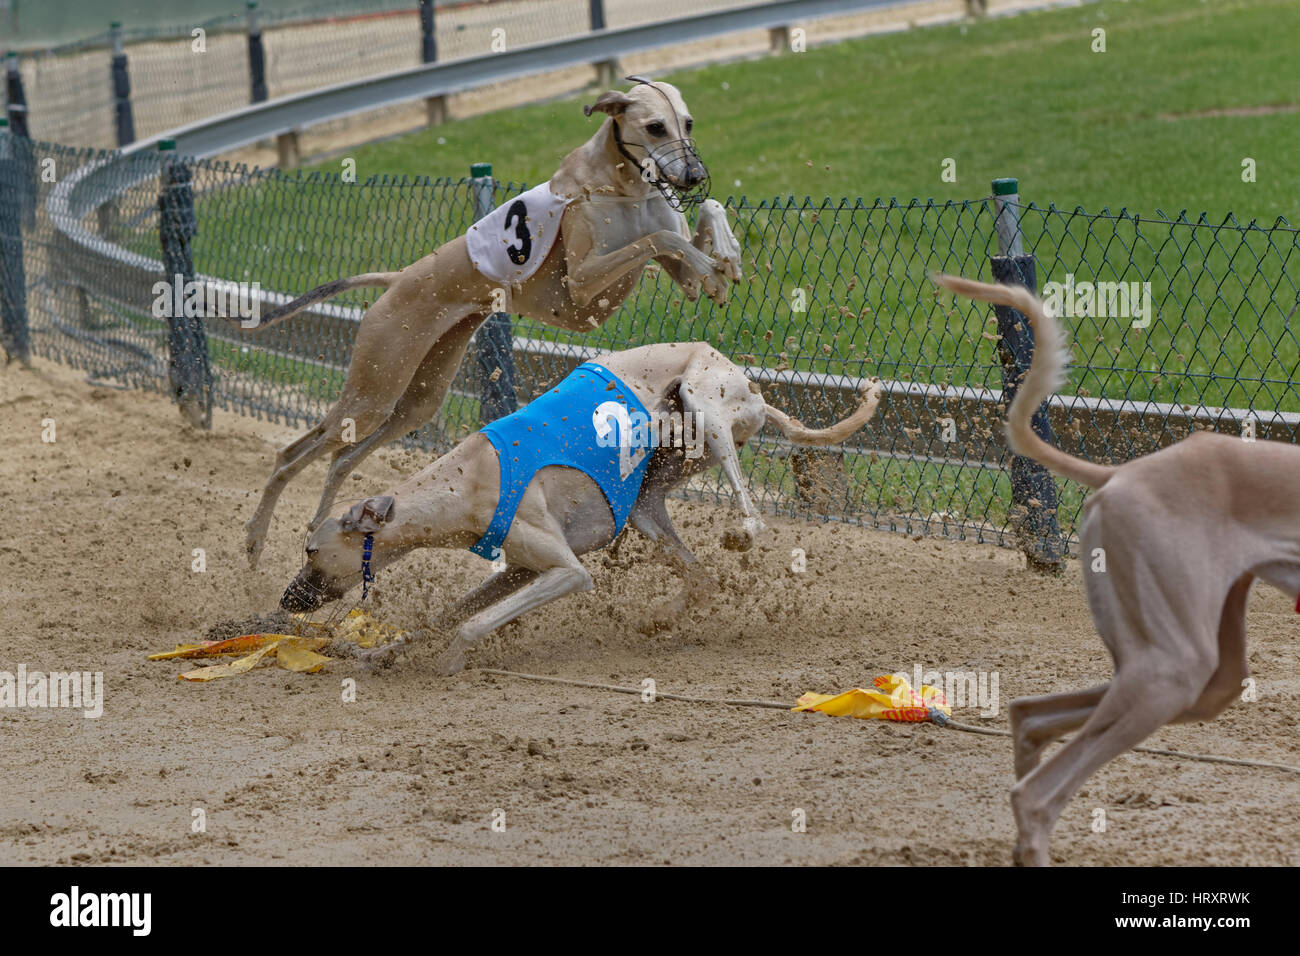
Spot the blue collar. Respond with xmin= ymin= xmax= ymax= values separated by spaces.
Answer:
xmin=361 ymin=533 xmax=375 ymax=601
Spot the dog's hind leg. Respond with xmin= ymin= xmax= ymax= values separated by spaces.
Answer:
xmin=309 ymin=314 xmax=483 ymax=529
xmin=628 ymin=491 xmax=717 ymax=634
xmin=246 ymin=284 xmax=479 ymax=561
xmin=1008 ymin=685 xmax=1108 ymax=780
xmin=1172 ymin=573 xmax=1252 ymax=723
xmin=1011 ymin=512 xmax=1225 ymax=865
xmin=245 ymin=422 xmax=343 ymax=567
xmin=1010 ymin=661 xmax=1211 ymax=866
xmin=629 ymin=490 xmax=698 ymax=567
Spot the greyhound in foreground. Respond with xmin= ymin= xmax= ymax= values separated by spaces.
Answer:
xmin=240 ymin=78 xmax=742 ymax=566
xmin=935 ymin=272 xmax=1298 ymax=866
xmin=280 ymin=342 xmax=881 ymax=675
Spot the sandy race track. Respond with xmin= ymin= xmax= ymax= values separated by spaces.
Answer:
xmin=2 ymin=357 xmax=1298 ymax=866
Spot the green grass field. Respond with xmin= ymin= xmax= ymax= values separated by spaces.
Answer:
xmin=109 ymin=0 xmax=1298 ymax=545
xmin=313 ymin=0 xmax=1299 ymax=219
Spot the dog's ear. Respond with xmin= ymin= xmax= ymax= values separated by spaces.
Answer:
xmin=584 ymin=90 xmax=635 ymax=117
xmin=340 ymin=495 xmax=395 ymax=533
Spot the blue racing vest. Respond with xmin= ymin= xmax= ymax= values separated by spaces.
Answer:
xmin=469 ymin=363 xmax=653 ymax=559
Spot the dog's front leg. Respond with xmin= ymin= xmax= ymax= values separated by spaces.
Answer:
xmin=435 ymin=564 xmax=592 ymax=675
xmin=564 ymin=222 xmax=715 ymax=307
xmin=679 ymin=385 xmax=767 ymax=551
xmin=652 ymin=251 xmax=703 ymax=303
xmin=414 ymin=567 xmax=539 ymax=674
xmin=656 ymin=201 xmax=743 ymax=305
xmin=438 ymin=566 xmax=541 ymax=632
xmin=691 ymin=199 xmax=743 ymax=299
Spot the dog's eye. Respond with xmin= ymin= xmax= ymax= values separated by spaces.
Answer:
xmin=306 ymin=548 xmax=319 ymax=557
xmin=645 ymin=122 xmax=667 ymax=137
xmin=684 ymin=119 xmax=693 ymax=135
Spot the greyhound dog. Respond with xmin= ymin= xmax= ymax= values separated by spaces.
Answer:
xmin=240 ymin=78 xmax=743 ymax=566
xmin=935 ymin=272 xmax=1299 ymax=866
xmin=279 ymin=341 xmax=882 ymax=675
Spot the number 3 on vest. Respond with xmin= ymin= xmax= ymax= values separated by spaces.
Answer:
xmin=503 ymin=200 xmax=531 ymax=265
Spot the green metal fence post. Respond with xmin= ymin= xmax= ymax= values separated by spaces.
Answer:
xmin=990 ymin=177 xmax=1063 ymax=573
xmin=2 ymin=57 xmax=33 ymax=228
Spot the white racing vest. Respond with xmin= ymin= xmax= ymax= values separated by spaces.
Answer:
xmin=465 ymin=180 xmax=575 ymax=286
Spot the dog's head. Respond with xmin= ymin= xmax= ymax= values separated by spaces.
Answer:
xmin=280 ymin=495 xmax=395 ymax=613
xmin=585 ymin=77 xmax=709 ymax=208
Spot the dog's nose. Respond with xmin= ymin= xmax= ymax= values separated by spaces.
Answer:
xmin=683 ymin=163 xmax=705 ymax=186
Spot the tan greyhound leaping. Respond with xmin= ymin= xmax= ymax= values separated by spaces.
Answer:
xmin=935 ymin=272 xmax=1300 ymax=866
xmin=238 ymin=78 xmax=742 ymax=567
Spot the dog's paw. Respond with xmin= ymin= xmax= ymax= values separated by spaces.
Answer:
xmin=721 ymin=517 xmax=765 ymax=552
xmin=702 ymin=271 xmax=729 ymax=306
xmin=682 ymin=569 xmax=719 ymax=609
xmin=708 ymin=246 xmax=741 ymax=284
xmin=698 ymin=200 xmax=742 ymax=280
xmin=720 ymin=527 xmax=754 ymax=552
xmin=1011 ymin=840 xmax=1051 ymax=867
xmin=637 ymin=577 xmax=715 ymax=635
xmin=636 ymin=598 xmax=682 ymax=635
xmin=356 ymin=639 xmax=409 ymax=672
xmin=244 ymin=533 xmax=264 ymax=570
xmin=433 ymin=642 xmax=467 ymax=677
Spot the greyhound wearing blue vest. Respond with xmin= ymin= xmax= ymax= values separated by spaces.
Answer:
xmin=280 ymin=341 xmax=882 ymax=675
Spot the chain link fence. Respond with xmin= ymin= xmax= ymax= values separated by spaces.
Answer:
xmin=5 ymin=133 xmax=1297 ymax=557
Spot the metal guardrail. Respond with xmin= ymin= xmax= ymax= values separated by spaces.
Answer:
xmin=124 ymin=0 xmax=911 ymax=160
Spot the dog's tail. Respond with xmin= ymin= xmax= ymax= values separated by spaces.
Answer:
xmin=931 ymin=273 xmax=1115 ymax=490
xmin=761 ymin=380 xmax=883 ymax=446
xmin=234 ymin=271 xmax=399 ymax=331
